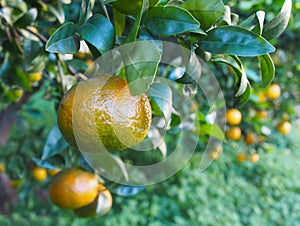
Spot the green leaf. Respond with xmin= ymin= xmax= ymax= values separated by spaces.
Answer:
xmin=42 ymin=126 xmax=68 ymax=160
xmin=124 ymin=0 xmax=149 ymax=44
xmin=148 ymin=83 xmax=173 ymax=123
xmin=46 ymin=22 xmax=80 ymax=54
xmin=113 ymin=8 xmax=125 ymax=36
xmin=198 ymin=25 xmax=275 ymax=57
xmin=256 ymin=11 xmax=265 ymax=35
xmin=48 ymin=4 xmax=65 ymax=24
xmin=77 ymin=14 xmax=115 ymax=54
xmin=201 ymin=123 xmax=224 ymax=141
xmin=262 ymin=0 xmax=292 ymax=40
xmin=15 ymin=67 xmax=31 ymax=91
xmin=78 ymin=0 xmax=90 ymax=26
xmin=237 ymin=83 xmax=251 ymax=106
xmin=14 ymin=8 xmax=37 ymax=28
xmin=212 ymin=56 xmax=249 ymax=97
xmin=176 ymin=50 xmax=202 ymax=84
xmin=145 ymin=6 xmax=200 ymax=35
xmin=181 ymin=0 xmax=225 ymax=30
xmin=258 ymin=54 xmax=275 ymax=87
xmin=123 ymin=41 xmax=161 ymax=95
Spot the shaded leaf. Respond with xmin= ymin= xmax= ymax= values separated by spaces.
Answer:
xmin=42 ymin=126 xmax=68 ymax=160
xmin=14 ymin=8 xmax=37 ymax=28
xmin=46 ymin=22 xmax=80 ymax=54
xmin=113 ymin=8 xmax=125 ymax=36
xmin=198 ymin=25 xmax=275 ymax=57
xmin=77 ymin=14 xmax=115 ymax=54
xmin=124 ymin=0 xmax=148 ymax=44
xmin=258 ymin=54 xmax=275 ymax=87
xmin=148 ymin=83 xmax=173 ymax=123
xmin=145 ymin=6 xmax=199 ymax=35
xmin=237 ymin=83 xmax=251 ymax=105
xmin=181 ymin=0 xmax=225 ymax=30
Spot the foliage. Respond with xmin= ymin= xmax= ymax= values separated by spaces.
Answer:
xmin=0 ymin=127 xmax=300 ymax=225
xmin=0 ymin=0 xmax=299 ymax=223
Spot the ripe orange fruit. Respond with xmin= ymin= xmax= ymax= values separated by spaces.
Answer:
xmin=48 ymin=169 xmax=61 ymax=177
xmin=258 ymin=92 xmax=267 ymax=103
xmin=277 ymin=121 xmax=291 ymax=135
xmin=49 ymin=168 xmax=99 ymax=209
xmin=57 ymin=75 xmax=152 ymax=152
xmin=73 ymin=184 xmax=113 ymax=218
xmin=257 ymin=110 xmax=268 ymax=119
xmin=237 ymin=153 xmax=247 ymax=162
xmin=245 ymin=132 xmax=256 ymax=145
xmin=33 ymin=167 xmax=47 ymax=182
xmin=226 ymin=126 xmax=242 ymax=141
xmin=226 ymin=108 xmax=242 ymax=125
xmin=266 ymin=84 xmax=281 ymax=99
xmin=249 ymin=153 xmax=260 ymax=163
xmin=28 ymin=71 xmax=43 ymax=83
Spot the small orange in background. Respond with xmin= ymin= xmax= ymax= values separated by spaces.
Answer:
xmin=226 ymin=108 xmax=242 ymax=125
xmin=249 ymin=153 xmax=260 ymax=163
xmin=49 ymin=168 xmax=99 ymax=209
xmin=258 ymin=92 xmax=267 ymax=103
xmin=73 ymin=184 xmax=113 ymax=218
xmin=208 ymin=145 xmax=223 ymax=160
xmin=33 ymin=167 xmax=48 ymax=182
xmin=266 ymin=84 xmax=281 ymax=99
xmin=237 ymin=153 xmax=247 ymax=162
xmin=245 ymin=132 xmax=256 ymax=145
xmin=257 ymin=110 xmax=268 ymax=119
xmin=28 ymin=71 xmax=43 ymax=83
xmin=226 ymin=126 xmax=242 ymax=141
xmin=277 ymin=121 xmax=291 ymax=135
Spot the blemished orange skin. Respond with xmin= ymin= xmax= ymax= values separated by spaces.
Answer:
xmin=57 ymin=75 xmax=152 ymax=152
xmin=226 ymin=126 xmax=242 ymax=141
xmin=226 ymin=108 xmax=242 ymax=125
xmin=49 ymin=168 xmax=99 ymax=209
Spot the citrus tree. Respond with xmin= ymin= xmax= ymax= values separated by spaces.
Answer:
xmin=0 ymin=0 xmax=294 ymax=219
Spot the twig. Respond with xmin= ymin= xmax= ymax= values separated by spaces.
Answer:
xmin=23 ymin=27 xmax=48 ymax=44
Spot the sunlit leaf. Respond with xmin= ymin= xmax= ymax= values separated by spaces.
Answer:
xmin=145 ymin=6 xmax=200 ymax=35
xmin=263 ymin=0 xmax=292 ymax=40
xmin=198 ymin=25 xmax=275 ymax=57
xmin=181 ymin=0 xmax=225 ymax=30
xmin=46 ymin=22 xmax=80 ymax=54
xmin=77 ymin=14 xmax=115 ymax=54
